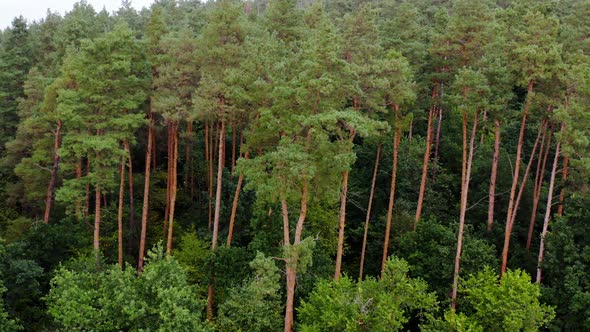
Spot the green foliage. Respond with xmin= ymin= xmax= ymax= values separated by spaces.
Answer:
xmin=45 ymin=244 xmax=211 ymax=331
xmin=218 ymin=252 xmax=283 ymax=331
xmin=298 ymin=257 xmax=438 ymax=331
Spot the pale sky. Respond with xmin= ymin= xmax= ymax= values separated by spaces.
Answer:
xmin=1 ymin=0 xmax=156 ymax=29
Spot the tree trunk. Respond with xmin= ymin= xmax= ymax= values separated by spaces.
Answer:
xmin=208 ymin=122 xmax=214 ymax=230
xmin=94 ymin=184 xmax=101 ymax=260
xmin=164 ymin=123 xmax=172 ymax=234
xmin=227 ymin=150 xmax=249 ymax=247
xmin=166 ymin=122 xmax=178 ymax=254
xmin=185 ymin=122 xmax=192 ymax=188
xmin=501 ymin=79 xmax=533 ymax=277
xmin=508 ymin=123 xmax=544 ymax=228
xmin=487 ymin=120 xmax=501 ymax=231
xmin=359 ymin=142 xmax=382 ymax=279
xmin=415 ymin=92 xmax=436 ymax=226
xmin=527 ymin=125 xmax=553 ymax=250
xmin=138 ymin=114 xmax=154 ymax=273
xmin=557 ymin=156 xmax=568 ymax=217
xmin=231 ymin=121 xmax=237 ymax=176
xmin=117 ymin=154 xmax=126 ymax=268
xmin=126 ymin=140 xmax=134 ymax=257
xmin=75 ymin=159 xmax=83 ymax=220
xmin=536 ymin=139 xmax=561 ymax=284
xmin=334 ymin=169 xmax=349 ymax=280
xmin=434 ymin=107 xmax=443 ymax=161
xmin=451 ymin=111 xmax=479 ymax=309
xmin=381 ymin=127 xmax=401 ymax=276
xmin=85 ymin=159 xmax=91 ymax=217
xmin=43 ymin=120 xmax=63 ymax=224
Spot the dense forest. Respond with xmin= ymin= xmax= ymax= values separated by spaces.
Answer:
xmin=0 ymin=0 xmax=589 ymax=330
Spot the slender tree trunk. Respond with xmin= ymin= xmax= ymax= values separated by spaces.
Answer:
xmin=509 ymin=123 xmax=544 ymax=228
xmin=382 ymin=127 xmax=401 ymax=276
xmin=536 ymin=139 xmax=561 ymax=284
xmin=126 ymin=140 xmax=134 ymax=257
xmin=164 ymin=124 xmax=172 ymax=234
xmin=527 ymin=125 xmax=553 ymax=250
xmin=208 ymin=122 xmax=214 ymax=230
xmin=151 ymin=123 xmax=156 ymax=170
xmin=117 ymin=154 xmax=126 ymax=268
xmin=75 ymin=159 xmax=83 ymax=219
xmin=85 ymin=159 xmax=91 ymax=217
xmin=334 ymin=169 xmax=349 ymax=280
xmin=284 ymin=180 xmax=308 ymax=332
xmin=43 ymin=120 xmax=63 ymax=224
xmin=185 ymin=122 xmax=192 ymax=187
xmin=231 ymin=121 xmax=237 ymax=176
xmin=415 ymin=88 xmax=436 ymax=225
xmin=451 ymin=111 xmax=479 ymax=309
xmin=487 ymin=120 xmax=501 ymax=231
xmin=138 ymin=114 xmax=154 ymax=273
xmin=359 ymin=142 xmax=382 ymax=279
xmin=166 ymin=123 xmax=178 ymax=254
xmin=227 ymin=151 xmax=249 ymax=247
xmin=557 ymin=156 xmax=568 ymax=217
xmin=461 ymin=111 xmax=468 ymax=204
xmin=94 ymin=184 xmax=101 ymax=259
xmin=501 ymin=80 xmax=533 ymax=276
xmin=434 ymin=107 xmax=443 ymax=161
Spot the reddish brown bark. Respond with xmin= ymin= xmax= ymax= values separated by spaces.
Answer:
xmin=359 ymin=142 xmax=381 ymax=279
xmin=451 ymin=111 xmax=479 ymax=309
xmin=557 ymin=156 xmax=569 ymax=217
xmin=207 ymin=122 xmax=214 ymax=230
xmin=501 ymin=79 xmax=534 ymax=277
xmin=227 ymin=150 xmax=249 ymax=247
xmin=536 ymin=139 xmax=561 ymax=283
xmin=415 ymin=87 xmax=436 ymax=225
xmin=166 ymin=123 xmax=179 ymax=254
xmin=138 ymin=114 xmax=154 ymax=273
xmin=382 ymin=128 xmax=401 ymax=276
xmin=85 ymin=159 xmax=91 ymax=217
xmin=126 ymin=140 xmax=134 ymax=256
xmin=231 ymin=121 xmax=237 ymax=176
xmin=487 ymin=120 xmax=501 ymax=231
xmin=43 ymin=120 xmax=63 ymax=224
xmin=117 ymin=154 xmax=126 ymax=268
xmin=434 ymin=107 xmax=443 ymax=161
xmin=164 ymin=123 xmax=173 ymax=233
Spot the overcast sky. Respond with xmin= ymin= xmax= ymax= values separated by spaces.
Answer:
xmin=1 ymin=0 xmax=156 ymax=30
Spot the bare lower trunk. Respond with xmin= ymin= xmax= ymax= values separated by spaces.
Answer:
xmin=207 ymin=123 xmax=213 ymax=230
xmin=334 ymin=169 xmax=349 ymax=280
xmin=231 ymin=122 xmax=237 ymax=176
xmin=138 ymin=114 xmax=154 ymax=273
xmin=451 ymin=111 xmax=479 ymax=309
xmin=487 ymin=120 xmax=501 ymax=231
xmin=44 ymin=120 xmax=63 ymax=224
xmin=126 ymin=140 xmax=134 ymax=257
xmin=557 ymin=156 xmax=568 ymax=217
xmin=85 ymin=159 xmax=91 ymax=217
xmin=284 ymin=266 xmax=296 ymax=332
xmin=501 ymin=80 xmax=533 ymax=277
xmin=359 ymin=142 xmax=382 ymax=279
xmin=227 ymin=150 xmax=249 ymax=247
xmin=166 ymin=123 xmax=178 ymax=254
xmin=382 ymin=128 xmax=401 ymax=276
xmin=94 ymin=184 xmax=101 ymax=260
xmin=117 ymin=156 xmax=126 ymax=268
xmin=415 ymin=91 xmax=436 ymax=225
xmin=434 ymin=107 xmax=443 ymax=161
xmin=536 ymin=139 xmax=561 ymax=284
xmin=527 ymin=126 xmax=553 ymax=249
xmin=75 ymin=159 xmax=83 ymax=219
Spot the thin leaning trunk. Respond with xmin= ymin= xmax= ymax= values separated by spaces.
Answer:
xmin=415 ymin=89 xmax=436 ymax=225
xmin=126 ymin=140 xmax=134 ymax=257
xmin=227 ymin=150 xmax=249 ymax=247
xmin=536 ymin=139 xmax=561 ymax=284
xmin=117 ymin=154 xmax=126 ymax=268
xmin=334 ymin=169 xmax=350 ymax=280
xmin=381 ymin=127 xmax=401 ymax=276
xmin=487 ymin=120 xmax=501 ymax=231
xmin=451 ymin=111 xmax=479 ymax=310
xmin=501 ymin=80 xmax=533 ymax=277
xmin=164 ymin=124 xmax=173 ymax=235
xmin=138 ymin=114 xmax=154 ymax=273
xmin=527 ymin=126 xmax=554 ymax=250
xmin=43 ymin=120 xmax=63 ymax=224
xmin=166 ymin=123 xmax=179 ymax=254
xmin=207 ymin=122 xmax=214 ymax=230
xmin=557 ymin=156 xmax=569 ymax=217
xmin=434 ymin=107 xmax=443 ymax=161
xmin=359 ymin=142 xmax=382 ymax=279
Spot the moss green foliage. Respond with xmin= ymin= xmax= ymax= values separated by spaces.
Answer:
xmin=298 ymin=257 xmax=438 ymax=331
xmin=45 ymin=245 xmax=211 ymax=331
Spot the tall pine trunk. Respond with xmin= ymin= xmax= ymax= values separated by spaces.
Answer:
xmin=415 ymin=89 xmax=436 ymax=225
xmin=487 ymin=120 xmax=501 ymax=231
xmin=227 ymin=150 xmax=249 ymax=247
xmin=536 ymin=139 xmax=561 ymax=283
xmin=527 ymin=126 xmax=553 ymax=249
xmin=85 ymin=159 xmax=91 ymax=217
xmin=451 ymin=111 xmax=479 ymax=309
xmin=334 ymin=169 xmax=349 ymax=280
xmin=501 ymin=80 xmax=533 ymax=276
xmin=43 ymin=120 xmax=62 ymax=224
xmin=557 ymin=156 xmax=568 ymax=216
xmin=166 ymin=123 xmax=178 ymax=253
xmin=94 ymin=184 xmax=101 ymax=259
xmin=359 ymin=142 xmax=381 ymax=279
xmin=126 ymin=140 xmax=134 ymax=257
xmin=434 ymin=107 xmax=443 ymax=161
xmin=75 ymin=159 xmax=83 ymax=220
xmin=138 ymin=114 xmax=154 ymax=273
xmin=382 ymin=126 xmax=401 ymax=276
xmin=117 ymin=153 xmax=126 ymax=268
